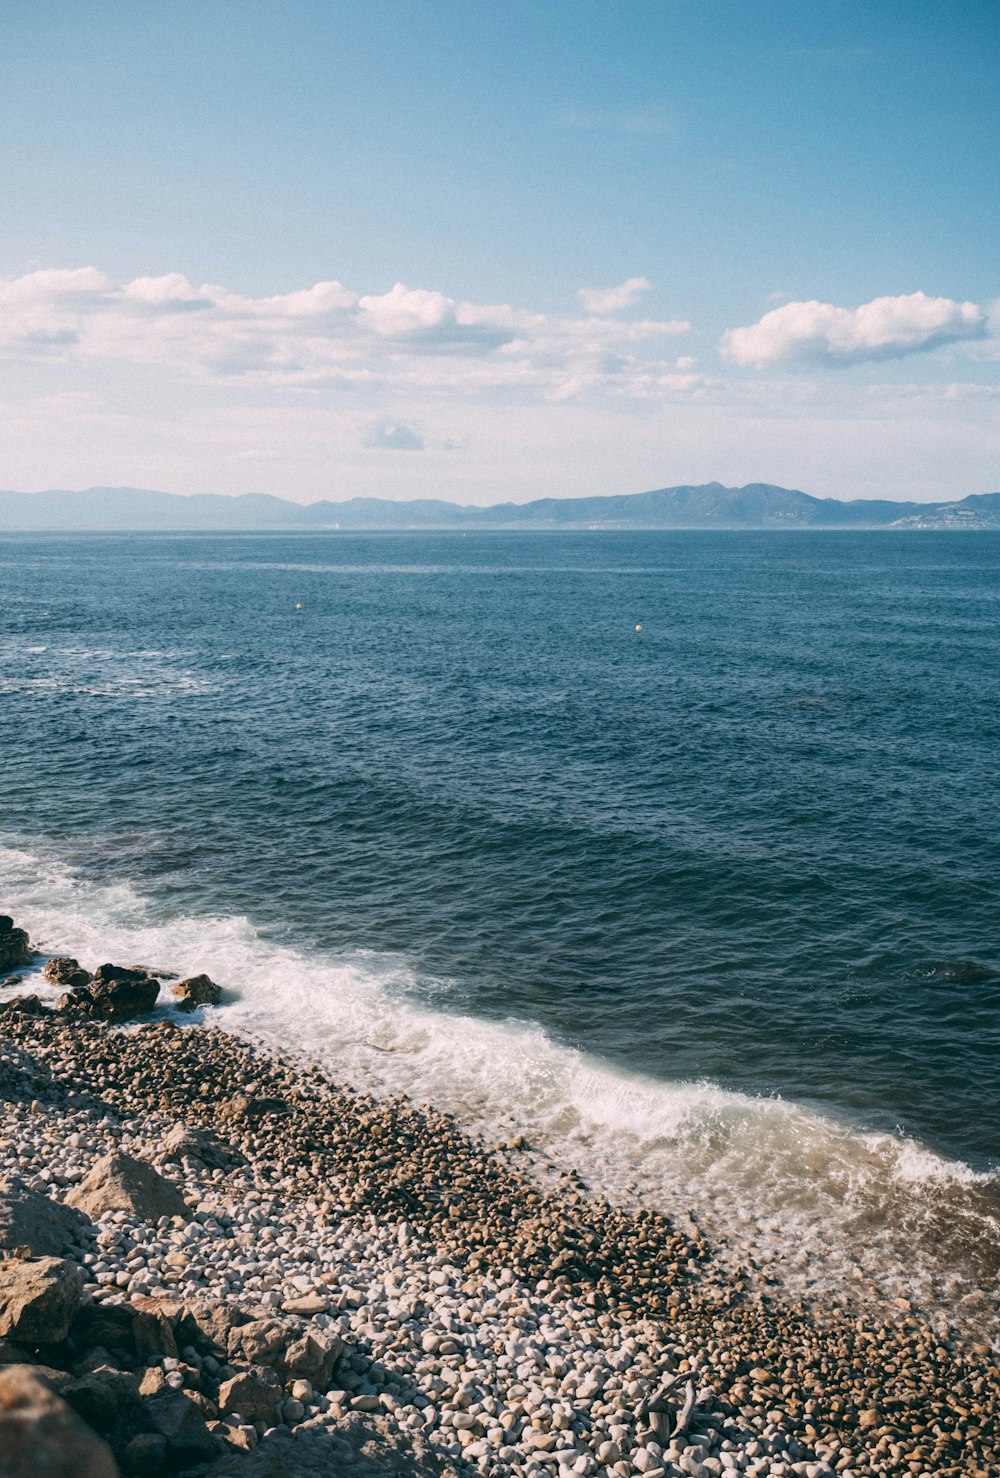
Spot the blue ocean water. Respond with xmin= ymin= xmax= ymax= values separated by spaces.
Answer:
xmin=2 ymin=530 xmax=999 ymax=1318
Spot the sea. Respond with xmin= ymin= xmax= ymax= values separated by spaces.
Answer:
xmin=1 ymin=529 xmax=998 ymax=1336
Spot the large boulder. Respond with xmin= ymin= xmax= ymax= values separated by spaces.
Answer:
xmin=217 ymin=1366 xmax=282 ymax=1424
xmin=72 ymin=970 xmax=159 ymax=1022
xmin=0 ymin=1257 xmax=84 ymax=1344
xmin=67 ymin=1151 xmax=188 ymax=1223
xmin=0 ymin=1178 xmax=90 ymax=1257
xmin=284 ymin=1329 xmax=344 ymax=1387
xmin=0 ymin=916 xmax=32 ymax=972
xmin=140 ymin=1390 xmax=217 ymax=1464
xmin=42 ymin=956 xmax=93 ymax=988
xmin=0 ymin=1364 xmax=118 ymax=1478
xmin=170 ymin=973 xmax=223 ymax=1012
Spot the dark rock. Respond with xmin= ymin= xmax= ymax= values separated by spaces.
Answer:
xmin=42 ymin=956 xmax=93 ymax=988
xmin=0 ymin=1363 xmax=119 ymax=1477
xmin=71 ymin=1301 xmax=136 ymax=1357
xmin=119 ymin=1432 xmax=167 ymax=1473
xmin=1 ymin=975 xmax=23 ymax=988
xmin=0 ymin=994 xmax=46 ymax=1017
xmin=0 ymin=1256 xmax=84 ymax=1344
xmin=63 ymin=1365 xmax=140 ymax=1431
xmin=170 ymin=973 xmax=223 ymax=1012
xmin=92 ymin=963 xmax=152 ymax=985
xmin=0 ymin=1176 xmax=90 ymax=1256
xmin=219 ymin=1093 xmax=289 ymax=1122
xmin=0 ymin=917 xmax=32 ymax=972
xmin=132 ymin=1309 xmax=177 ymax=1362
xmin=67 ymin=1151 xmax=188 ymax=1222
xmin=141 ymin=1390 xmax=217 ymax=1463
xmin=74 ymin=973 xmax=159 ymax=1022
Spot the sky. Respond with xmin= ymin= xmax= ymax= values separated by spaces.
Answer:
xmin=0 ymin=0 xmax=997 ymax=504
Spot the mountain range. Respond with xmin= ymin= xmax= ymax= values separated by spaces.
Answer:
xmin=1 ymin=482 xmax=999 ymax=531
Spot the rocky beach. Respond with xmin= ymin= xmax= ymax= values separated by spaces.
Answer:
xmin=0 ymin=915 xmax=998 ymax=1478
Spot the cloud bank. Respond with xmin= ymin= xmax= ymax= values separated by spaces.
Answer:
xmin=0 ymin=266 xmax=690 ymax=403
xmin=722 ymin=291 xmax=985 ymax=367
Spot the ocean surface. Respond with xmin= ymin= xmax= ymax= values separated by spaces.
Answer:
xmin=1 ymin=530 xmax=998 ymax=1331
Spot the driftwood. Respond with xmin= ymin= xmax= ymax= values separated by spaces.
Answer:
xmin=638 ymin=1368 xmax=693 ymax=1440
xmin=670 ymin=1378 xmax=697 ymax=1440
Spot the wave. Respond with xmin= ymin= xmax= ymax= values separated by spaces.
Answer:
xmin=2 ymin=834 xmax=998 ymax=1339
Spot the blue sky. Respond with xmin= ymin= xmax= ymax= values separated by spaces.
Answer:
xmin=0 ymin=0 xmax=997 ymax=502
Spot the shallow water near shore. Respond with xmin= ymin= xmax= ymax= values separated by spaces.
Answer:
xmin=2 ymin=529 xmax=999 ymax=1333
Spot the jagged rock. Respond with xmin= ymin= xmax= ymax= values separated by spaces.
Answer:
xmin=0 ymin=916 xmax=32 ymax=972
xmin=226 ymin=1316 xmax=297 ymax=1369
xmin=205 ymin=1412 xmax=458 ymax=1478
xmin=140 ymin=1390 xmax=217 ymax=1462
xmin=71 ymin=1301 xmax=136 ymax=1357
xmin=63 ymin=1364 xmax=140 ymax=1431
xmin=67 ymin=1151 xmax=188 ymax=1222
xmin=131 ymin=1309 xmax=177 ymax=1361
xmin=0 ymin=1257 xmax=84 ymax=1344
xmin=0 ymin=1177 xmax=89 ymax=1256
xmin=178 ymin=1300 xmax=250 ymax=1356
xmin=42 ymin=956 xmax=93 ymax=988
xmin=217 ymin=1365 xmax=282 ymax=1423
xmin=0 ymin=994 xmax=46 ymax=1017
xmin=283 ymin=1329 xmax=343 ymax=1386
xmin=160 ymin=1122 xmax=232 ymax=1169
xmin=0 ymin=1364 xmax=118 ymax=1477
xmin=170 ymin=973 xmax=223 ymax=1011
xmin=72 ymin=972 xmax=159 ymax=1022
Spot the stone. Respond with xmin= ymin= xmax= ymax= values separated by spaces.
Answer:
xmin=0 ymin=1257 xmax=84 ymax=1344
xmin=0 ymin=917 xmax=32 ymax=972
xmin=132 ymin=1309 xmax=178 ymax=1361
xmin=0 ymin=1364 xmax=118 ymax=1477
xmin=42 ymin=956 xmax=93 ymax=988
xmin=0 ymin=1177 xmax=89 ymax=1257
xmin=141 ymin=1390 xmax=217 ymax=1462
xmin=283 ymin=1330 xmax=343 ymax=1387
xmin=73 ymin=972 xmax=159 ymax=1022
xmin=170 ymin=973 xmax=223 ymax=1011
xmin=161 ymin=1122 xmax=232 ymax=1168
xmin=217 ymin=1365 xmax=283 ymax=1423
xmin=119 ymin=1432 xmax=167 ymax=1473
xmin=0 ymin=994 xmax=45 ymax=1017
xmin=67 ymin=1151 xmax=188 ymax=1222
xmin=226 ymin=1316 xmax=298 ymax=1369
xmin=63 ymin=1365 xmax=140 ymax=1430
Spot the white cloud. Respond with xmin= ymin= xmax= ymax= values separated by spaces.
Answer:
xmin=577 ymin=277 xmax=653 ymax=314
xmin=722 ymin=291 xmax=985 ymax=367
xmin=362 ymin=420 xmax=425 ymax=450
xmin=0 ymin=264 xmax=690 ymax=402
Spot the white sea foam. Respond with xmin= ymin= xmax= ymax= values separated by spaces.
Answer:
xmin=2 ymin=836 xmax=998 ymax=1334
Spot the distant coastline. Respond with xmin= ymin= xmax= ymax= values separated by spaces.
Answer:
xmin=1 ymin=482 xmax=999 ymax=532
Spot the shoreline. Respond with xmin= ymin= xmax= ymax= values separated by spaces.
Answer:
xmin=1 ymin=938 xmax=999 ymax=1477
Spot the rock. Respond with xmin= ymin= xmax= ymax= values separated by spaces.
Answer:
xmin=119 ymin=1432 xmax=167 ymax=1473
xmin=0 ymin=994 xmax=45 ymax=1017
xmin=0 ymin=1177 xmax=89 ymax=1256
xmin=170 ymin=973 xmax=223 ymax=1011
xmin=283 ymin=1330 xmax=343 ymax=1387
xmin=63 ymin=1365 xmax=140 ymax=1431
xmin=67 ymin=1151 xmax=188 ymax=1222
xmin=219 ymin=1093 xmax=289 ymax=1123
xmin=73 ymin=972 xmax=159 ymax=1022
xmin=226 ymin=1317 xmax=298 ymax=1370
xmin=1 ymin=975 xmax=23 ymax=988
xmin=141 ymin=1390 xmax=217 ymax=1462
xmin=132 ymin=1309 xmax=178 ymax=1361
xmin=71 ymin=1302 xmax=136 ymax=1357
xmin=161 ymin=1122 xmax=232 ymax=1169
xmin=0 ymin=1257 xmax=84 ymax=1344
xmin=0 ymin=917 xmax=32 ymax=972
xmin=178 ymin=1300 xmax=251 ymax=1356
xmin=281 ymin=1294 xmax=330 ymax=1316
xmin=42 ymin=956 xmax=93 ymax=988
xmin=217 ymin=1365 xmax=282 ymax=1423
xmin=0 ymin=1364 xmax=118 ymax=1477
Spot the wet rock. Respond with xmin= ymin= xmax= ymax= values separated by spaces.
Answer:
xmin=0 ymin=1256 xmax=84 ymax=1344
xmin=170 ymin=973 xmax=223 ymax=1011
xmin=0 ymin=916 xmax=32 ymax=972
xmin=73 ymin=971 xmax=159 ymax=1022
xmin=0 ymin=994 xmax=46 ymax=1017
xmin=67 ymin=1151 xmax=188 ymax=1222
xmin=217 ymin=1365 xmax=282 ymax=1423
xmin=0 ymin=1363 xmax=119 ymax=1477
xmin=42 ymin=956 xmax=93 ymax=988
xmin=0 ymin=1176 xmax=89 ymax=1256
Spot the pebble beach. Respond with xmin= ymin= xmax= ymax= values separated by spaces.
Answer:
xmin=0 ymin=927 xmax=998 ymax=1478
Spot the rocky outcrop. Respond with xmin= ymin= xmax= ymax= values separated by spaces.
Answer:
xmin=0 ymin=1257 xmax=84 ymax=1344
xmin=43 ymin=955 xmax=93 ymax=988
xmin=0 ymin=1177 xmax=89 ymax=1256
xmin=217 ymin=1365 xmax=282 ymax=1423
xmin=0 ymin=916 xmax=31 ymax=972
xmin=69 ymin=968 xmax=160 ymax=1022
xmin=170 ymin=972 xmax=223 ymax=1011
xmin=67 ymin=1151 xmax=188 ymax=1223
xmin=0 ymin=1364 xmax=118 ymax=1478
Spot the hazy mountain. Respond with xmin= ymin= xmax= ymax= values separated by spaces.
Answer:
xmin=1 ymin=482 xmax=999 ymax=531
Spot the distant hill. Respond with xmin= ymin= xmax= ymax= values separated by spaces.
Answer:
xmin=1 ymin=482 xmax=999 ymax=531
